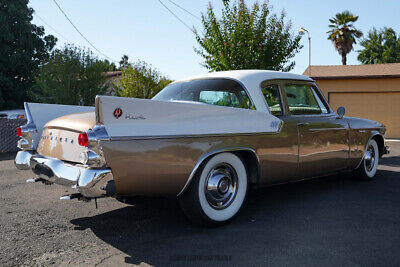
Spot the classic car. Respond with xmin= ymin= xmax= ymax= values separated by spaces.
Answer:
xmin=14 ymin=70 xmax=389 ymax=226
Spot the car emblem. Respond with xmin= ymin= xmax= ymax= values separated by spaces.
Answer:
xmin=113 ymin=108 xmax=123 ymax=119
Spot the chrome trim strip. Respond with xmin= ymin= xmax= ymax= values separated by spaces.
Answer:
xmin=308 ymin=127 xmax=348 ymax=132
xmin=108 ymin=131 xmax=281 ymax=141
xmin=288 ymin=112 xmax=337 ymax=117
xmin=90 ymin=125 xmax=110 ymax=140
xmin=86 ymin=125 xmax=110 ymax=167
xmin=24 ymin=102 xmax=34 ymax=124
xmin=177 ymin=147 xmax=261 ymax=197
xmin=95 ymin=95 xmax=103 ymax=125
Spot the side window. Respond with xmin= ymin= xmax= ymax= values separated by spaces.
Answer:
xmin=199 ymin=91 xmax=240 ymax=107
xmin=311 ymin=87 xmax=329 ymax=114
xmin=261 ymin=84 xmax=283 ymax=116
xmin=284 ymin=84 xmax=328 ymax=115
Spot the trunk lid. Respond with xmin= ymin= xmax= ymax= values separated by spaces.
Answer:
xmin=37 ymin=112 xmax=95 ymax=163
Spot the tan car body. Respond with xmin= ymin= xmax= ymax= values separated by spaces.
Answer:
xmin=36 ymin=80 xmax=387 ymax=197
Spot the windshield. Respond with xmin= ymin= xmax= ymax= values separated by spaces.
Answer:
xmin=153 ymin=78 xmax=254 ymax=110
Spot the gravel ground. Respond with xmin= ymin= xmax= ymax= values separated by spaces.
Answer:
xmin=1 ymin=141 xmax=400 ymax=266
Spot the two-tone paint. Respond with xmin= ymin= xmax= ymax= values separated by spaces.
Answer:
xmin=15 ymin=70 xmax=388 ymax=199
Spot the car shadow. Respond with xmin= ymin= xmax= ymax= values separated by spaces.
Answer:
xmin=0 ymin=152 xmax=17 ymax=161
xmin=379 ymin=155 xmax=400 ymax=167
xmin=70 ymin=167 xmax=400 ymax=266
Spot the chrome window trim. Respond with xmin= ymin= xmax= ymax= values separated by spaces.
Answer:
xmin=177 ymin=147 xmax=261 ymax=197
xmin=280 ymin=81 xmax=336 ymax=117
xmin=312 ymin=83 xmax=334 ymax=114
xmin=311 ymin=87 xmax=329 ymax=114
xmin=259 ymin=82 xmax=284 ymax=116
xmin=258 ymin=79 xmax=312 ymax=116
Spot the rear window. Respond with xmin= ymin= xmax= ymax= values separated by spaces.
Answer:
xmin=153 ymin=79 xmax=254 ymax=110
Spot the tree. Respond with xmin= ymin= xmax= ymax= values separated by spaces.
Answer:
xmin=327 ymin=11 xmax=362 ymax=65
xmin=119 ymin=55 xmax=130 ymax=69
xmin=33 ymin=45 xmax=112 ymax=106
xmin=194 ymin=0 xmax=302 ymax=72
xmin=100 ymin=59 xmax=117 ymax=71
xmin=0 ymin=0 xmax=57 ymax=110
xmin=358 ymin=27 xmax=400 ymax=64
xmin=114 ymin=61 xmax=172 ymax=99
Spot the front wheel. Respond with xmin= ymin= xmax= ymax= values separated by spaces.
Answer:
xmin=353 ymin=139 xmax=379 ymax=180
xmin=179 ymin=152 xmax=248 ymax=226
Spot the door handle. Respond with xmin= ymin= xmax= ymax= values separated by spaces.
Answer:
xmin=297 ymin=122 xmax=310 ymax=126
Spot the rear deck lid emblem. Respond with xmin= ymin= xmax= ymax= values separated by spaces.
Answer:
xmin=113 ymin=108 xmax=123 ymax=119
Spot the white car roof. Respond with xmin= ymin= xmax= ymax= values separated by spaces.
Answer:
xmin=175 ymin=69 xmax=312 ymax=84
xmin=173 ymin=70 xmax=314 ymax=113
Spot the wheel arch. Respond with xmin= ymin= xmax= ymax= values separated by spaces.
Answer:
xmin=372 ymin=133 xmax=385 ymax=158
xmin=355 ymin=131 xmax=385 ymax=170
xmin=177 ymin=147 xmax=261 ymax=197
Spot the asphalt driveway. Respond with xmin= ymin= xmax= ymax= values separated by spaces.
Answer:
xmin=1 ymin=141 xmax=400 ymax=266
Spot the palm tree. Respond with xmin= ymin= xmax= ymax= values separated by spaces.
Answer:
xmin=327 ymin=11 xmax=363 ymax=65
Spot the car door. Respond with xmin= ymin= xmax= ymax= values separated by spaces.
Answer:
xmin=282 ymin=82 xmax=349 ymax=179
xmin=258 ymin=82 xmax=298 ymax=184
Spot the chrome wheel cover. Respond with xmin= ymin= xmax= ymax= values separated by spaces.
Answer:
xmin=365 ymin=144 xmax=376 ymax=172
xmin=204 ymin=163 xmax=238 ymax=210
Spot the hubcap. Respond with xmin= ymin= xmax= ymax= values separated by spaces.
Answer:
xmin=204 ymin=163 xmax=238 ymax=210
xmin=365 ymin=145 xmax=376 ymax=172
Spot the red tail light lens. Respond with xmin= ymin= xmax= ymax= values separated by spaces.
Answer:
xmin=78 ymin=132 xmax=88 ymax=147
xmin=16 ymin=127 xmax=22 ymax=137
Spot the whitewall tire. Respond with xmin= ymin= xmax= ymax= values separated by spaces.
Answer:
xmin=179 ymin=152 xmax=248 ymax=226
xmin=354 ymin=139 xmax=379 ymax=180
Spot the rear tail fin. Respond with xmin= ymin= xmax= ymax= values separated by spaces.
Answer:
xmin=95 ymin=95 xmax=281 ymax=138
xmin=20 ymin=103 xmax=94 ymax=150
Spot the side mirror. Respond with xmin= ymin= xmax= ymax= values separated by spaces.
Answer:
xmin=337 ymin=106 xmax=346 ymax=119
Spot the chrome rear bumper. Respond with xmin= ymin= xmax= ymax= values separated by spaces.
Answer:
xmin=15 ymin=151 xmax=115 ymax=198
xmin=383 ymin=145 xmax=390 ymax=155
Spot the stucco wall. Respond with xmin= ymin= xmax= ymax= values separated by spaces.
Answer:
xmin=315 ymin=77 xmax=400 ymax=138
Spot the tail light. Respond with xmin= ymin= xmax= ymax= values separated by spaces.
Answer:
xmin=78 ymin=132 xmax=89 ymax=147
xmin=16 ymin=123 xmax=37 ymax=150
xmin=16 ymin=127 xmax=22 ymax=137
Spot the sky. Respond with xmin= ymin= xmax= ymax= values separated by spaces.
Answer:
xmin=29 ymin=0 xmax=400 ymax=80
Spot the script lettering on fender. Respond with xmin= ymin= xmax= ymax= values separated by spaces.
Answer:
xmin=125 ymin=114 xmax=146 ymax=120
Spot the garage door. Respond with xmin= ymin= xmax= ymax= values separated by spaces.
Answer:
xmin=329 ymin=92 xmax=400 ymax=138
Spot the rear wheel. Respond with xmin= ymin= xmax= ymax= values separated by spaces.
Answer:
xmin=179 ymin=152 xmax=248 ymax=226
xmin=353 ymin=139 xmax=379 ymax=180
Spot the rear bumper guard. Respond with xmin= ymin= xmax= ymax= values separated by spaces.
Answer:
xmin=15 ymin=151 xmax=115 ymax=198
xmin=383 ymin=145 xmax=390 ymax=155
